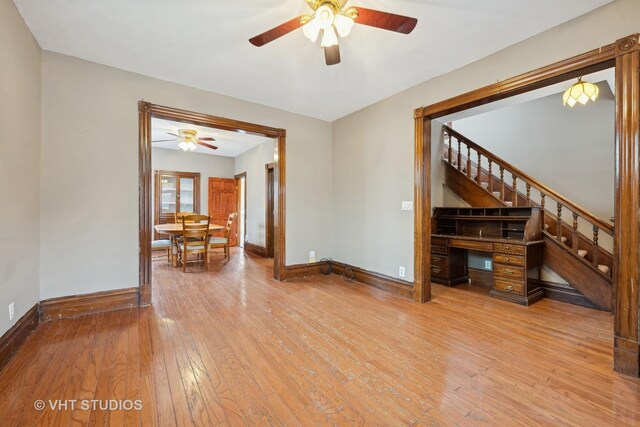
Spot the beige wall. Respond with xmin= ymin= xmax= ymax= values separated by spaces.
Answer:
xmin=234 ymin=141 xmax=275 ymax=247
xmin=0 ymin=0 xmax=41 ymax=335
xmin=331 ymin=0 xmax=639 ymax=282
xmin=40 ymin=52 xmax=332 ymax=299
xmin=152 ymin=148 xmax=236 ymax=219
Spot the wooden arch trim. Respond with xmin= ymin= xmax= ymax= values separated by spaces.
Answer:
xmin=414 ymin=34 xmax=640 ymax=377
xmin=138 ymin=102 xmax=287 ymax=305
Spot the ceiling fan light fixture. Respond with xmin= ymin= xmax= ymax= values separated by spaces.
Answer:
xmin=563 ymin=78 xmax=599 ymax=107
xmin=333 ymin=12 xmax=354 ymax=37
xmin=316 ymin=4 xmax=335 ymax=30
xmin=187 ymin=141 xmax=197 ymax=151
xmin=178 ymin=141 xmax=189 ymax=151
xmin=321 ymin=27 xmax=338 ymax=48
xmin=302 ymin=14 xmax=321 ymax=42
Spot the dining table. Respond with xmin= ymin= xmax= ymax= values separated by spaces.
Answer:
xmin=155 ymin=222 xmax=225 ymax=268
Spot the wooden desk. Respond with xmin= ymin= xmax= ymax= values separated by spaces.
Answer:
xmin=155 ymin=223 xmax=224 ymax=267
xmin=431 ymin=207 xmax=544 ymax=306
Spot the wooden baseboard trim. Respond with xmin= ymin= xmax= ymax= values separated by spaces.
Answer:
xmin=538 ymin=280 xmax=602 ymax=310
xmin=331 ymin=262 xmax=414 ymax=299
xmin=39 ymin=287 xmax=139 ymax=322
xmin=244 ymin=242 xmax=268 ymax=258
xmin=283 ymin=262 xmax=328 ymax=280
xmin=0 ymin=304 xmax=39 ymax=371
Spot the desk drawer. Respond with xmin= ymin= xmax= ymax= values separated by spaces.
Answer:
xmin=493 ymin=243 xmax=525 ymax=255
xmin=431 ymin=245 xmax=448 ymax=255
xmin=431 ymin=237 xmax=448 ymax=247
xmin=493 ymin=253 xmax=524 ymax=267
xmin=493 ymin=263 xmax=525 ymax=281
xmin=494 ymin=278 xmax=524 ymax=294
xmin=449 ymin=239 xmax=493 ymax=252
xmin=431 ymin=255 xmax=448 ymax=277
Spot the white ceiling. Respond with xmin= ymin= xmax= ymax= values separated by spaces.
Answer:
xmin=15 ymin=0 xmax=612 ymax=122
xmin=151 ymin=118 xmax=272 ymax=157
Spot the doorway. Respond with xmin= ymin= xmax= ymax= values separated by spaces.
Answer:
xmin=235 ymin=172 xmax=247 ymax=248
xmin=265 ymin=163 xmax=275 ymax=258
xmin=138 ymin=102 xmax=288 ymax=306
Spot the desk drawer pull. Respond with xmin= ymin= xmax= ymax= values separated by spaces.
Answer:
xmin=504 ymin=269 xmax=513 ymax=275
xmin=432 ymin=267 xmax=441 ymax=274
xmin=505 ymin=285 xmax=514 ymax=292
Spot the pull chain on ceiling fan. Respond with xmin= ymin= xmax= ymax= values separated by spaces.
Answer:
xmin=249 ymin=0 xmax=417 ymax=66
xmin=152 ymin=129 xmax=218 ymax=152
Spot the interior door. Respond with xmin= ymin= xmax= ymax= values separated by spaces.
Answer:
xmin=208 ymin=177 xmax=238 ymax=245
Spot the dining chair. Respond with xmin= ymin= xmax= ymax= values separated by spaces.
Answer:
xmin=178 ymin=214 xmax=210 ymax=272
xmin=209 ymin=213 xmax=237 ymax=261
xmin=151 ymin=239 xmax=172 ymax=263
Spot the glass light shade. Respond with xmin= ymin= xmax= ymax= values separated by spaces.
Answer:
xmin=316 ymin=5 xmax=335 ymax=30
xmin=178 ymin=141 xmax=189 ymax=151
xmin=333 ymin=13 xmax=354 ymax=37
xmin=321 ymin=27 xmax=338 ymax=48
xmin=187 ymin=141 xmax=197 ymax=151
xmin=563 ymin=79 xmax=599 ymax=107
xmin=302 ymin=15 xmax=321 ymax=42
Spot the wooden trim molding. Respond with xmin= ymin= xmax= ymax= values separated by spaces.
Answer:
xmin=39 ymin=288 xmax=139 ymax=322
xmin=244 ymin=242 xmax=268 ymax=258
xmin=0 ymin=304 xmax=39 ymax=371
xmin=539 ymin=280 xmax=600 ymax=311
xmin=138 ymin=102 xmax=287 ymax=300
xmin=415 ymin=34 xmax=640 ymax=376
xmin=282 ymin=262 xmax=327 ymax=280
xmin=332 ymin=262 xmax=414 ymax=299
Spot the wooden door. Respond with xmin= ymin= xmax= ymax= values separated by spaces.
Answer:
xmin=208 ymin=177 xmax=238 ymax=245
xmin=266 ymin=164 xmax=275 ymax=258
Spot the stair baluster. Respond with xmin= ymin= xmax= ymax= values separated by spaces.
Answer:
xmin=512 ymin=176 xmax=518 ymax=207
xmin=556 ymin=203 xmax=563 ymax=243
xmin=476 ymin=152 xmax=482 ymax=184
xmin=500 ymin=167 xmax=505 ymax=200
xmin=526 ymin=184 xmax=531 ymax=204
xmin=488 ymin=160 xmax=493 ymax=193
xmin=541 ymin=193 xmax=546 ymax=229
xmin=572 ymin=212 xmax=579 ymax=253
xmin=457 ymin=139 xmax=462 ymax=172
xmin=466 ymin=146 xmax=472 ymax=179
xmin=592 ymin=226 xmax=600 ymax=268
xmin=447 ymin=137 xmax=453 ymax=166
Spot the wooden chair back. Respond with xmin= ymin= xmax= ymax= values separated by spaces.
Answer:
xmin=224 ymin=213 xmax=238 ymax=240
xmin=180 ymin=214 xmax=210 ymax=272
xmin=175 ymin=211 xmax=195 ymax=224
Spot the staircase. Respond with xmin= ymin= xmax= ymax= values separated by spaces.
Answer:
xmin=441 ymin=125 xmax=614 ymax=311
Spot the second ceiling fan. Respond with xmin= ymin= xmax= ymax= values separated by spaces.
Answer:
xmin=152 ymin=129 xmax=218 ymax=152
xmin=249 ymin=0 xmax=418 ymax=66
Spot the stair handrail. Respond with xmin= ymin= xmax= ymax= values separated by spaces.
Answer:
xmin=442 ymin=125 xmax=614 ymax=234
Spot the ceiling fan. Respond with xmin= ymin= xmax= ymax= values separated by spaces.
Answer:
xmin=152 ymin=129 xmax=218 ymax=152
xmin=249 ymin=0 xmax=417 ymax=66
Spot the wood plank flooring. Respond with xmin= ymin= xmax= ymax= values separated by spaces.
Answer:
xmin=1 ymin=249 xmax=639 ymax=426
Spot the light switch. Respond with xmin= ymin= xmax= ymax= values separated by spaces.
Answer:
xmin=401 ymin=201 xmax=413 ymax=211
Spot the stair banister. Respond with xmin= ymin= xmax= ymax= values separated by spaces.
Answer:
xmin=443 ymin=125 xmax=614 ymax=235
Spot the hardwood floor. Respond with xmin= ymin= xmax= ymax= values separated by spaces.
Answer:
xmin=1 ymin=249 xmax=639 ymax=426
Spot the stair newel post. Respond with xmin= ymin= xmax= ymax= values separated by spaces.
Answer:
xmin=512 ymin=176 xmax=518 ymax=206
xmin=556 ymin=203 xmax=563 ymax=243
xmin=592 ymin=225 xmax=600 ymax=269
xmin=572 ymin=212 xmax=579 ymax=253
xmin=499 ymin=167 xmax=505 ymax=200
xmin=526 ymin=184 xmax=531 ymax=205
xmin=476 ymin=151 xmax=482 ymax=184
xmin=488 ymin=160 xmax=493 ymax=193
xmin=466 ymin=145 xmax=472 ymax=179
xmin=447 ymin=134 xmax=453 ymax=165
xmin=457 ymin=139 xmax=462 ymax=172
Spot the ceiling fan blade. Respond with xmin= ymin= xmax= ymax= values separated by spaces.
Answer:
xmin=167 ymin=132 xmax=181 ymax=138
xmin=352 ymin=7 xmax=417 ymax=34
xmin=197 ymin=141 xmax=218 ymax=151
xmin=324 ymin=44 xmax=341 ymax=66
xmin=152 ymin=139 xmax=178 ymax=143
xmin=249 ymin=15 xmax=305 ymax=47
xmin=198 ymin=137 xmax=216 ymax=142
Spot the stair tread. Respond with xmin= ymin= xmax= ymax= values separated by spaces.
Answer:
xmin=578 ymin=249 xmax=588 ymax=257
xmin=598 ymin=265 xmax=610 ymax=275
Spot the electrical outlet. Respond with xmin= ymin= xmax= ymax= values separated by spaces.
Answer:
xmin=309 ymin=251 xmax=316 ymax=263
xmin=484 ymin=260 xmax=492 ymax=270
xmin=8 ymin=302 xmax=14 ymax=322
xmin=401 ymin=201 xmax=413 ymax=211
xmin=399 ymin=266 xmax=406 ymax=278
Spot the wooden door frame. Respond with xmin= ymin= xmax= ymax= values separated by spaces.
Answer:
xmin=234 ymin=172 xmax=247 ymax=247
xmin=265 ymin=163 xmax=275 ymax=258
xmin=414 ymin=34 xmax=640 ymax=376
xmin=139 ymin=102 xmax=287 ymax=305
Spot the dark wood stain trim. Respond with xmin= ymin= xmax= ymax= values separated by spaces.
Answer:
xmin=265 ymin=162 xmax=275 ymax=258
xmin=39 ymin=288 xmax=139 ymax=322
xmin=415 ymin=34 xmax=640 ymax=376
xmin=234 ymin=171 xmax=247 ymax=246
xmin=244 ymin=242 xmax=268 ymax=258
xmin=282 ymin=262 xmax=327 ymax=280
xmin=332 ymin=262 xmax=414 ymax=299
xmin=539 ymin=280 xmax=601 ymax=310
xmin=414 ymin=114 xmax=430 ymax=302
xmin=0 ymin=304 xmax=39 ymax=371
xmin=139 ymin=102 xmax=287 ymax=300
